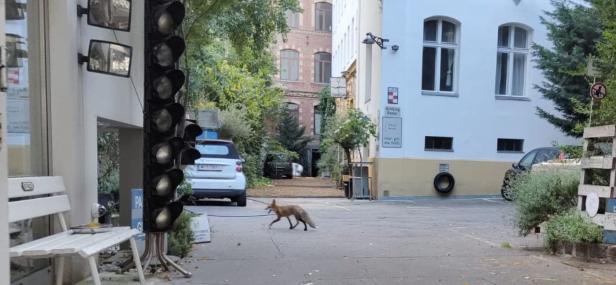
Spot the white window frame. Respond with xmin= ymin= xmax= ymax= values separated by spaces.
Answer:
xmin=495 ymin=24 xmax=530 ymax=98
xmin=421 ymin=18 xmax=460 ymax=96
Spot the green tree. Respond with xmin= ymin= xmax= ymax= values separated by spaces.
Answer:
xmin=533 ymin=0 xmax=602 ymax=137
xmin=318 ymin=87 xmax=336 ymax=146
xmin=322 ymin=109 xmax=376 ymax=175
xmin=277 ymin=109 xmax=312 ymax=156
xmin=97 ymin=129 xmax=119 ymax=194
xmin=591 ymin=0 xmax=616 ymax=125
xmin=181 ymin=0 xmax=300 ymax=186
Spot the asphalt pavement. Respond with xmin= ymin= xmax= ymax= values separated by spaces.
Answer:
xmin=168 ymin=197 xmax=616 ymax=285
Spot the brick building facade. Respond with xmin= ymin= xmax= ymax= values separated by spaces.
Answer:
xmin=273 ymin=0 xmax=332 ymax=176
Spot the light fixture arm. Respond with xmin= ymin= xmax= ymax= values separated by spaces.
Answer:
xmin=365 ymin=32 xmax=389 ymax=49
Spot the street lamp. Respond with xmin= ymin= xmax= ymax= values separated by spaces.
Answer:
xmin=362 ymin=32 xmax=389 ymax=49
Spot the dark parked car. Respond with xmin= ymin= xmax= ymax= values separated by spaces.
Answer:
xmin=501 ymin=147 xmax=562 ymax=201
xmin=264 ymin=153 xmax=293 ymax=179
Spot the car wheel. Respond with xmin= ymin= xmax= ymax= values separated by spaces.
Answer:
xmin=236 ymin=193 xmax=247 ymax=207
xmin=501 ymin=178 xmax=515 ymax=201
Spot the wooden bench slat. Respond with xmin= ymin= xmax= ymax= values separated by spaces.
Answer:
xmin=78 ymin=228 xmax=138 ymax=257
xmin=22 ymin=232 xmax=99 ymax=257
xmin=8 ymin=176 xmax=66 ymax=199
xmin=9 ymin=195 xmax=71 ymax=223
xmin=10 ymin=231 xmax=72 ymax=257
xmin=578 ymin=184 xmax=613 ymax=198
xmin=55 ymin=228 xmax=131 ymax=255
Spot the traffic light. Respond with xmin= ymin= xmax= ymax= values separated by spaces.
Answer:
xmin=143 ymin=0 xmax=202 ymax=233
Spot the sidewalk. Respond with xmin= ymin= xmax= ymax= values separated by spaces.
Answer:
xmin=248 ymin=177 xmax=344 ymax=198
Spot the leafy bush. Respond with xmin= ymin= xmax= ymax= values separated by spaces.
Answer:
xmin=513 ymin=169 xmax=579 ymax=235
xmin=97 ymin=129 xmax=119 ymax=194
xmin=176 ymin=179 xmax=193 ymax=196
xmin=250 ymin=177 xmax=272 ymax=188
xmin=265 ymin=138 xmax=299 ymax=161
xmin=218 ymin=108 xmax=252 ymax=142
xmin=557 ymin=144 xmax=583 ymax=159
xmin=243 ymin=154 xmax=264 ymax=188
xmin=317 ymin=143 xmax=343 ymax=181
xmin=545 ymin=210 xmax=603 ymax=252
xmin=168 ymin=211 xmax=195 ymax=258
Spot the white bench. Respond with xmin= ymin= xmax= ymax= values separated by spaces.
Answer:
xmin=8 ymin=176 xmax=146 ymax=285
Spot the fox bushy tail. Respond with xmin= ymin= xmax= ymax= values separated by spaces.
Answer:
xmin=302 ymin=211 xmax=317 ymax=229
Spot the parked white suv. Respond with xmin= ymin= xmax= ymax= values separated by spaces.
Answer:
xmin=185 ymin=140 xmax=247 ymax=206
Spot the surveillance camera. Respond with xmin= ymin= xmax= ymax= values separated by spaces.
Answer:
xmin=391 ymin=45 xmax=399 ymax=51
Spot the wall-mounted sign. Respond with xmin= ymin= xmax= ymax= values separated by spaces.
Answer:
xmin=331 ymin=77 xmax=347 ymax=98
xmin=382 ymin=117 xmax=402 ymax=148
xmin=198 ymin=109 xmax=220 ymax=129
xmin=384 ymin=106 xmax=400 ymax=117
xmin=387 ymin=87 xmax=398 ymax=104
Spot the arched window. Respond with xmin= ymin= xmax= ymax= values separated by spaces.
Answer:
xmin=422 ymin=18 xmax=459 ymax=93
xmin=280 ymin=49 xmax=299 ymax=81
xmin=314 ymin=105 xmax=322 ymax=135
xmin=315 ymin=2 xmax=332 ymax=32
xmin=314 ymin=52 xmax=331 ymax=83
xmin=286 ymin=102 xmax=300 ymax=121
xmin=495 ymin=24 xmax=530 ymax=96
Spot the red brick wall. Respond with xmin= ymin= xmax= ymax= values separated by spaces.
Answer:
xmin=273 ymin=0 xmax=332 ymax=137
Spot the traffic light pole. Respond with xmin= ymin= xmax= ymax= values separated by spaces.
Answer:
xmin=140 ymin=233 xmax=192 ymax=277
xmin=139 ymin=0 xmax=197 ymax=279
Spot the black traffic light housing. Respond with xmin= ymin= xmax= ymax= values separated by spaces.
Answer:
xmin=143 ymin=0 xmax=202 ymax=233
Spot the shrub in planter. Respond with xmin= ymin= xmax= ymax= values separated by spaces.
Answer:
xmin=167 ymin=211 xmax=195 ymax=258
xmin=545 ymin=210 xmax=603 ymax=253
xmin=513 ymin=169 xmax=579 ymax=235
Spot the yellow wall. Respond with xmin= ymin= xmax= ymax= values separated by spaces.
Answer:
xmin=374 ymin=158 xmax=512 ymax=198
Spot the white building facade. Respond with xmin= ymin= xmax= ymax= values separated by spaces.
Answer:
xmin=334 ymin=0 xmax=576 ymax=198
xmin=1 ymin=1 xmax=145 ymax=284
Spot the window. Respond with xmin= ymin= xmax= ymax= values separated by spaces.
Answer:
xmin=280 ymin=49 xmax=299 ymax=81
xmin=285 ymin=10 xmax=299 ymax=28
xmin=286 ymin=102 xmax=300 ymax=121
xmin=314 ymin=52 xmax=331 ymax=83
xmin=425 ymin=136 xmax=453 ymax=151
xmin=315 ymin=2 xmax=332 ymax=32
xmin=497 ymin=138 xmax=524 ymax=152
xmin=314 ymin=105 xmax=322 ymax=135
xmin=196 ymin=141 xmax=240 ymax=159
xmin=495 ymin=25 xmax=529 ymax=96
xmin=8 ymin=2 xmax=50 ymax=283
xmin=422 ymin=18 xmax=458 ymax=93
xmin=518 ymin=150 xmax=537 ymax=169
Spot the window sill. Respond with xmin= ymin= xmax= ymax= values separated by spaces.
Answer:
xmin=279 ymin=79 xmax=301 ymax=83
xmin=495 ymin=95 xmax=530 ymax=101
xmin=497 ymin=151 xmax=524 ymax=154
xmin=425 ymin=149 xmax=454 ymax=152
xmin=421 ymin=91 xmax=459 ymax=97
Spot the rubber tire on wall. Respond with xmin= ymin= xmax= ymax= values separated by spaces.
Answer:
xmin=433 ymin=172 xmax=455 ymax=194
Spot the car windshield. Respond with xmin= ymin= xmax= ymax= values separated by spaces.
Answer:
xmin=267 ymin=154 xmax=288 ymax=162
xmin=196 ymin=142 xmax=239 ymax=159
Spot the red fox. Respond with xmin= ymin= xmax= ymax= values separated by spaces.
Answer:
xmin=265 ymin=199 xmax=317 ymax=231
